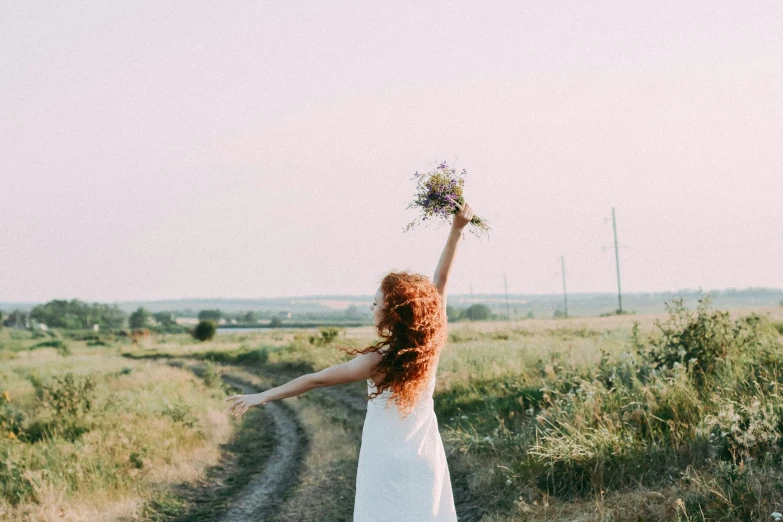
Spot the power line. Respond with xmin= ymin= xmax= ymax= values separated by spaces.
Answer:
xmin=601 ymin=207 xmax=625 ymax=313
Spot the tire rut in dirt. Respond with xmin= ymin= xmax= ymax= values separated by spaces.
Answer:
xmin=219 ymin=375 xmax=306 ymax=522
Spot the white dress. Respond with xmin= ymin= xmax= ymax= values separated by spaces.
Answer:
xmin=353 ymin=353 xmax=458 ymax=521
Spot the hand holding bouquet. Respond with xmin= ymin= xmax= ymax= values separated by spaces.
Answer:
xmin=404 ymin=161 xmax=490 ymax=238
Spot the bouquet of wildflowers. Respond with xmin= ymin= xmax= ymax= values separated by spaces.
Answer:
xmin=405 ymin=161 xmax=491 ymax=237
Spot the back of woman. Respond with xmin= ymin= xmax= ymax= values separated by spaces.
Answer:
xmin=356 ymin=356 xmax=455 ymax=521
xmin=351 ymin=271 xmax=456 ymax=521
xmin=225 ymin=202 xmax=476 ymax=522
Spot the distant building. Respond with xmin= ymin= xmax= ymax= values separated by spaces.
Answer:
xmin=93 ymin=324 xmax=100 ymax=332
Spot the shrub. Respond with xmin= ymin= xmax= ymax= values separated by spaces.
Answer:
xmin=446 ymin=305 xmax=463 ymax=322
xmin=129 ymin=307 xmax=152 ymax=329
xmin=161 ymin=401 xmax=197 ymax=428
xmin=463 ymin=304 xmax=491 ymax=321
xmin=39 ymin=373 xmax=96 ymax=418
xmin=192 ymin=320 xmax=217 ymax=342
xmin=0 ymin=445 xmax=34 ymax=505
xmin=29 ymin=339 xmax=70 ymax=356
xmin=202 ymin=360 xmax=221 ymax=389
xmin=235 ymin=347 xmax=269 ymax=366
xmin=269 ymin=316 xmax=282 ymax=328
xmin=1 ymin=391 xmax=25 ymax=439
xmin=309 ymin=327 xmax=342 ymax=346
xmin=642 ymin=297 xmax=745 ymax=384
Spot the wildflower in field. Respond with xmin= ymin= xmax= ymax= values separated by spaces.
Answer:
xmin=405 ymin=161 xmax=491 ymax=237
xmin=1 ymin=391 xmax=9 ymax=404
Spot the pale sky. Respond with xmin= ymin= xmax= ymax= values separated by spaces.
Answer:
xmin=2 ymin=1 xmax=782 ymax=303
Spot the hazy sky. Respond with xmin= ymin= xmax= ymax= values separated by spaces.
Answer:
xmin=2 ymin=1 xmax=782 ymax=303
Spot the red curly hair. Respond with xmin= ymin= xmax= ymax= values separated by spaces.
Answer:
xmin=342 ymin=272 xmax=447 ymax=417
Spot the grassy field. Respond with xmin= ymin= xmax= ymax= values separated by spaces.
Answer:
xmin=0 ymin=332 xmax=233 ymax=521
xmin=2 ymin=301 xmax=783 ymax=521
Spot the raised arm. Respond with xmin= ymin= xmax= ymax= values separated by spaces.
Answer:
xmin=433 ymin=202 xmax=474 ymax=307
xmin=225 ymin=350 xmax=383 ymax=417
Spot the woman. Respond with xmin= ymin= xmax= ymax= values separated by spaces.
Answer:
xmin=226 ymin=201 xmax=475 ymax=521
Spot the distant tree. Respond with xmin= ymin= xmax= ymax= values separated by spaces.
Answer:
xmin=241 ymin=311 xmax=259 ymax=324
xmin=193 ymin=320 xmax=217 ymax=342
xmin=463 ymin=304 xmax=491 ymax=321
xmin=4 ymin=310 xmax=29 ymax=328
xmin=198 ymin=309 xmax=223 ymax=321
xmin=526 ymin=310 xmax=535 ymax=319
xmin=446 ymin=305 xmax=462 ymax=322
xmin=129 ymin=307 xmax=152 ymax=329
xmin=153 ymin=311 xmax=176 ymax=326
xmin=344 ymin=305 xmax=359 ymax=320
xmin=0 ymin=311 xmax=3 ymax=329
xmin=29 ymin=299 xmax=126 ymax=329
xmin=96 ymin=304 xmax=127 ymax=329
xmin=269 ymin=316 xmax=282 ymax=328
xmin=553 ymin=309 xmax=565 ymax=318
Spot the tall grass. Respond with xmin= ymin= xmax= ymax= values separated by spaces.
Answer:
xmin=0 ymin=331 xmax=232 ymax=520
xmin=436 ymin=299 xmax=783 ymax=520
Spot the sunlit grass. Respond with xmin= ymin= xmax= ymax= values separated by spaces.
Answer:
xmin=0 ymin=330 xmax=232 ymax=520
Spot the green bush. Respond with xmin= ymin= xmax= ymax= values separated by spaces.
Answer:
xmin=29 ymin=339 xmax=70 ymax=356
xmin=1 ymin=391 xmax=25 ymax=439
xmin=309 ymin=327 xmax=342 ymax=346
xmin=0 ymin=445 xmax=34 ymax=505
xmin=202 ymin=360 xmax=221 ymax=389
xmin=269 ymin=316 xmax=282 ymax=328
xmin=161 ymin=402 xmax=197 ymax=428
xmin=463 ymin=304 xmax=492 ymax=321
xmin=129 ymin=307 xmax=152 ymax=329
xmin=236 ymin=347 xmax=269 ymax=366
xmin=641 ymin=297 xmax=753 ymax=384
xmin=192 ymin=320 xmax=217 ymax=342
xmin=39 ymin=373 xmax=96 ymax=419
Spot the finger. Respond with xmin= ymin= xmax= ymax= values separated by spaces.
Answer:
xmin=225 ymin=395 xmax=240 ymax=402
xmin=453 ymin=200 xmax=464 ymax=210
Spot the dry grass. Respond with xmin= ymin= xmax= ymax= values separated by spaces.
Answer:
xmin=3 ymin=303 xmax=781 ymax=521
xmin=0 ymin=332 xmax=232 ymax=521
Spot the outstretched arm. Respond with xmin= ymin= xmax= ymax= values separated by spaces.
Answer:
xmin=225 ymin=350 xmax=383 ymax=417
xmin=433 ymin=202 xmax=474 ymax=307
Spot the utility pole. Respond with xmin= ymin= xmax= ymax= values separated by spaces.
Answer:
xmin=612 ymin=207 xmax=623 ymax=314
xmin=503 ymin=274 xmax=511 ymax=321
xmin=561 ymin=255 xmax=568 ymax=318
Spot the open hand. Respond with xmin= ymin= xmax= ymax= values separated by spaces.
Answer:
xmin=225 ymin=392 xmax=267 ymax=417
xmin=452 ymin=201 xmax=475 ymax=230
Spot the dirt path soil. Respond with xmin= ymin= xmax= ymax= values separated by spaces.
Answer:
xmin=153 ymin=357 xmax=483 ymax=521
xmin=159 ymin=360 xmax=307 ymax=522
xmin=218 ymin=375 xmax=304 ymax=522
